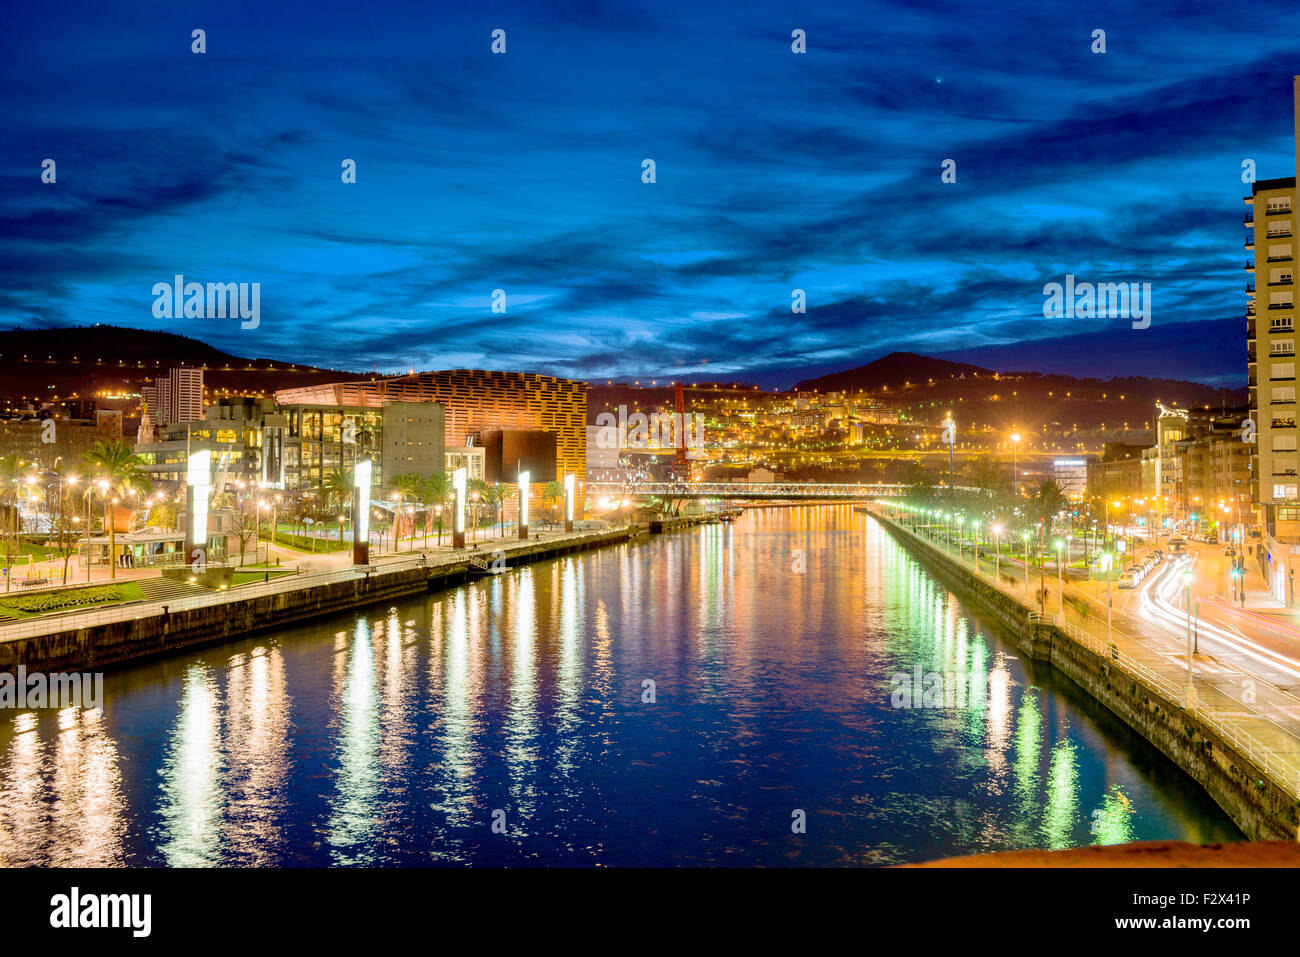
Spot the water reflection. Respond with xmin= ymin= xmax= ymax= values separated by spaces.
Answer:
xmin=0 ymin=505 xmax=1240 ymax=866
xmin=327 ymin=619 xmax=380 ymax=864
xmin=156 ymin=666 xmax=223 ymax=866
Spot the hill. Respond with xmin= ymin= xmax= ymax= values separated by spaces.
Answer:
xmin=0 ymin=325 xmax=355 ymax=405
xmin=792 ymin=352 xmax=993 ymax=392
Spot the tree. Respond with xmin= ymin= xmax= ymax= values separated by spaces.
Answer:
xmin=422 ymin=472 xmax=452 ymax=547
xmin=51 ymin=465 xmax=82 ymax=584
xmin=1033 ymin=480 xmax=1068 ymax=539
xmin=320 ymin=468 xmax=352 ymax=544
xmin=81 ymin=439 xmax=152 ymax=580
xmin=387 ymin=472 xmax=424 ymax=552
xmin=0 ymin=456 xmax=21 ymax=592
xmin=146 ymin=501 xmax=176 ymax=531
xmin=226 ymin=495 xmax=259 ymax=566
xmin=487 ymin=482 xmax=510 ymax=536
xmin=321 ymin=468 xmax=350 ymax=512
xmin=467 ymin=478 xmax=489 ymax=539
xmin=542 ymin=480 xmax=565 ymax=527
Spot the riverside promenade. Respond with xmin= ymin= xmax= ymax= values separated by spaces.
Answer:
xmin=866 ymin=502 xmax=1300 ymax=842
xmin=0 ymin=524 xmax=636 ymax=675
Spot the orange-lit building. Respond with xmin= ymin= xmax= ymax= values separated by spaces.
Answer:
xmin=275 ymin=369 xmax=587 ymax=510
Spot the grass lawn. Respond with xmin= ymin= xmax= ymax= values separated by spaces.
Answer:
xmin=0 ymin=581 xmax=146 ymax=619
xmin=272 ymin=534 xmax=351 ymax=553
xmin=231 ymin=569 xmax=295 ymax=586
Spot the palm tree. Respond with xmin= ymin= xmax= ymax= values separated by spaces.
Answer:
xmin=467 ymin=478 xmax=488 ymax=540
xmin=320 ymin=468 xmax=352 ymax=544
xmin=387 ymin=472 xmax=424 ymax=552
xmin=542 ymin=480 xmax=564 ymax=527
xmin=422 ymin=472 xmax=452 ymax=546
xmin=82 ymin=439 xmax=152 ymax=580
xmin=489 ymin=482 xmax=514 ymax=536
xmin=321 ymin=468 xmax=350 ymax=511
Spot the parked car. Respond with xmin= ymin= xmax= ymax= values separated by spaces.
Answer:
xmin=1118 ymin=570 xmax=1140 ymax=589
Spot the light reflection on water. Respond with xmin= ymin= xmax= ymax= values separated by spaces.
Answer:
xmin=0 ymin=506 xmax=1238 ymax=866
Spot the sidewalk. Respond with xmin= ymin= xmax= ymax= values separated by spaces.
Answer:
xmin=876 ymin=508 xmax=1300 ymax=797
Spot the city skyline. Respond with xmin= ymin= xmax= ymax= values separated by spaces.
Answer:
xmin=5 ymin=0 xmax=1300 ymax=388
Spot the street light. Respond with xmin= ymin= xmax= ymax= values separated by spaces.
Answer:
xmin=1022 ymin=529 xmax=1031 ymax=599
xmin=1054 ymin=538 xmax=1065 ymax=616
xmin=1100 ymin=551 xmax=1114 ymax=645
xmin=971 ymin=519 xmax=981 ymax=571
xmin=1010 ymin=432 xmax=1021 ymax=498
xmin=992 ymin=524 xmax=1003 ymax=582
xmin=1183 ymin=568 xmax=1196 ymax=706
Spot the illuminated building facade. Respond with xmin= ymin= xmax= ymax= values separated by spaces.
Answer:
xmin=276 ymin=369 xmax=586 ymax=509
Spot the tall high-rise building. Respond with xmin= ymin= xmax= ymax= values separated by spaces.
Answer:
xmin=144 ymin=367 xmax=205 ymax=425
xmin=1244 ymin=76 xmax=1300 ymax=600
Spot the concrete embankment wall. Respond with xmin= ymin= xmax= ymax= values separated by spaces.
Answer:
xmin=871 ymin=510 xmax=1298 ymax=843
xmin=1 ymin=528 xmax=632 ymax=676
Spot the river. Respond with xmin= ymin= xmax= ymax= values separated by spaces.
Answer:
xmin=0 ymin=505 xmax=1239 ymax=866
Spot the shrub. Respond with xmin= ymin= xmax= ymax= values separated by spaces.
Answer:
xmin=0 ymin=584 xmax=128 ymax=613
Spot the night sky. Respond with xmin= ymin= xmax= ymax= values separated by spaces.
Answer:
xmin=3 ymin=0 xmax=1299 ymax=388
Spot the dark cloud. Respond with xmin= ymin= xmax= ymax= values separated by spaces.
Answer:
xmin=1 ymin=0 xmax=1295 ymax=386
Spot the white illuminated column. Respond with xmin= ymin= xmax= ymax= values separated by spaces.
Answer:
xmin=518 ymin=470 xmax=530 ymax=540
xmin=353 ymin=459 xmax=372 ymax=565
xmin=186 ymin=450 xmax=211 ymax=570
xmin=564 ymin=472 xmax=575 ymax=532
xmin=453 ymin=467 xmax=467 ymax=548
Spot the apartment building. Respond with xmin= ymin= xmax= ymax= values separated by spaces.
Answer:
xmin=1244 ymin=76 xmax=1300 ymax=600
xmin=142 ymin=367 xmax=205 ymax=425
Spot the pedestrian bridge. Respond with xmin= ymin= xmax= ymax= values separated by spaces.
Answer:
xmin=585 ymin=482 xmax=977 ymax=501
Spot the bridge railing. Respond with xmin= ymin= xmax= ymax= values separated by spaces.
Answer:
xmin=586 ymin=482 xmax=982 ymax=498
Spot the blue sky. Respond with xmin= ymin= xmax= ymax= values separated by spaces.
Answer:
xmin=3 ymin=0 xmax=1299 ymax=387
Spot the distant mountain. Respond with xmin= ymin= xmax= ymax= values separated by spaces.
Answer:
xmin=0 ymin=325 xmax=354 ymax=404
xmin=792 ymin=352 xmax=994 ymax=393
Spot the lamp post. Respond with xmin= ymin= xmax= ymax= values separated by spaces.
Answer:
xmin=1054 ymin=538 xmax=1064 ymax=616
xmin=1022 ymin=530 xmax=1031 ymax=599
xmin=564 ymin=473 xmax=575 ymax=532
xmin=1010 ymin=432 xmax=1021 ymax=498
xmin=1183 ymin=568 xmax=1196 ymax=706
xmin=452 ymin=467 xmax=466 ymax=549
xmin=971 ymin=519 xmax=981 ymax=571
xmin=992 ymin=524 xmax=1002 ymax=582
xmin=95 ymin=478 xmax=109 ymax=580
xmin=352 ymin=459 xmax=372 ymax=565
xmin=1101 ymin=551 xmax=1113 ymax=645
xmin=518 ymin=470 xmax=530 ymax=540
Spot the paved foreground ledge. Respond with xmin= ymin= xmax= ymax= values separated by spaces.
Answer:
xmin=906 ymin=840 xmax=1300 ymax=868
